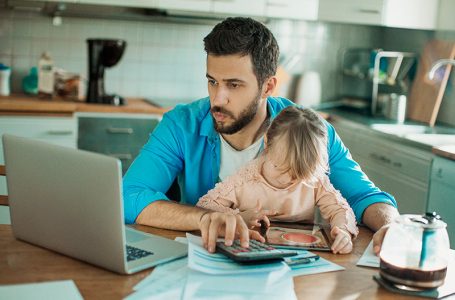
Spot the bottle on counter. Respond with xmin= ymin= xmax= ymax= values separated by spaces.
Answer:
xmin=0 ymin=63 xmax=11 ymax=96
xmin=38 ymin=52 xmax=54 ymax=99
xmin=22 ymin=67 xmax=39 ymax=95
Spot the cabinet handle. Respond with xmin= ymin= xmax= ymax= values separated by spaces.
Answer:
xmin=436 ymin=168 xmax=443 ymax=178
xmin=106 ymin=127 xmax=134 ymax=134
xmin=46 ymin=130 xmax=74 ymax=135
xmin=358 ymin=9 xmax=380 ymax=14
xmin=369 ymin=153 xmax=391 ymax=164
xmin=109 ymin=153 xmax=132 ymax=160
xmin=393 ymin=162 xmax=402 ymax=168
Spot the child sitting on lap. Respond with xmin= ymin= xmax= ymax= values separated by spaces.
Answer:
xmin=197 ymin=106 xmax=358 ymax=254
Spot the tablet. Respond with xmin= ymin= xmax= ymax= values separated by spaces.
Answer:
xmin=265 ymin=223 xmax=332 ymax=251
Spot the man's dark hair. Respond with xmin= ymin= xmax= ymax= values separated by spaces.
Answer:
xmin=203 ymin=17 xmax=279 ymax=87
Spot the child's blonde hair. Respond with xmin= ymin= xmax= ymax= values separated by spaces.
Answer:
xmin=265 ymin=106 xmax=328 ymax=183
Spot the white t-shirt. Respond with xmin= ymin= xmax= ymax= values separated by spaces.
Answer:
xmin=218 ymin=134 xmax=263 ymax=182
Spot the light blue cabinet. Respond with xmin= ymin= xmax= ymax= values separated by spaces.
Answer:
xmin=332 ymin=120 xmax=433 ymax=214
xmin=428 ymin=156 xmax=455 ymax=249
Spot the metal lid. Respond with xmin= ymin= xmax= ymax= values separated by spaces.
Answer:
xmin=397 ymin=212 xmax=447 ymax=230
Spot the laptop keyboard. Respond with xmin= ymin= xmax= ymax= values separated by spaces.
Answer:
xmin=126 ymin=245 xmax=154 ymax=262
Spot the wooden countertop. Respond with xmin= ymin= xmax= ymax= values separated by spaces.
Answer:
xmin=0 ymin=94 xmax=171 ymax=116
xmin=433 ymin=145 xmax=455 ymax=161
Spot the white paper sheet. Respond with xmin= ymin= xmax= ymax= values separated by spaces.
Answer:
xmin=186 ymin=233 xmax=289 ymax=275
xmin=0 ymin=280 xmax=83 ymax=300
xmin=356 ymin=240 xmax=380 ymax=268
xmin=183 ymin=267 xmax=296 ymax=300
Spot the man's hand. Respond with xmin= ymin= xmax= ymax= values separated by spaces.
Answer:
xmin=330 ymin=226 xmax=353 ymax=254
xmin=372 ymin=224 xmax=390 ymax=255
xmin=198 ymin=211 xmax=265 ymax=253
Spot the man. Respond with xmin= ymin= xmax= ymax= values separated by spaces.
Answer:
xmin=123 ymin=17 xmax=399 ymax=254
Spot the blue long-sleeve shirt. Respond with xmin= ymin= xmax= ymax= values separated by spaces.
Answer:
xmin=123 ymin=96 xmax=397 ymax=224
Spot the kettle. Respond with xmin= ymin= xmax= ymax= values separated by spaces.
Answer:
xmin=379 ymin=212 xmax=450 ymax=289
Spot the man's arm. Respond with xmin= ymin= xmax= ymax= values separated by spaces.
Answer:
xmin=325 ymin=122 xmax=398 ymax=223
xmin=136 ymin=200 xmax=263 ymax=252
xmin=362 ymin=202 xmax=399 ymax=232
xmin=363 ymin=202 xmax=399 ymax=255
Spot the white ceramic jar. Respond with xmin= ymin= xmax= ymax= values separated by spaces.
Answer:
xmin=295 ymin=71 xmax=321 ymax=108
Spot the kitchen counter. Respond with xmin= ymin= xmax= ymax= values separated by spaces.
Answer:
xmin=0 ymin=94 xmax=171 ymax=116
xmin=323 ymin=108 xmax=455 ymax=160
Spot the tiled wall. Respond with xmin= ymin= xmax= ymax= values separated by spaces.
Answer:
xmin=0 ymin=8 xmax=384 ymax=106
xmin=0 ymin=8 xmax=452 ymax=125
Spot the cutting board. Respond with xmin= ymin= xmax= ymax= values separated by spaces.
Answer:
xmin=407 ymin=40 xmax=455 ymax=126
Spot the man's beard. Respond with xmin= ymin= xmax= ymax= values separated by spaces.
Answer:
xmin=211 ymin=92 xmax=261 ymax=135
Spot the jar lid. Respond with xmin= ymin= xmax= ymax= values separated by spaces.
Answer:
xmin=0 ymin=63 xmax=11 ymax=71
xmin=398 ymin=212 xmax=447 ymax=229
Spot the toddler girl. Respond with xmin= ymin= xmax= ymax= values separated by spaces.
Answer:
xmin=197 ymin=106 xmax=358 ymax=254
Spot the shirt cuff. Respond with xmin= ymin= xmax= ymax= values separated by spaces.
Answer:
xmin=131 ymin=191 xmax=170 ymax=224
xmin=353 ymin=193 xmax=397 ymax=224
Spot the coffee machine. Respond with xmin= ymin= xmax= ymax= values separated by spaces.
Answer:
xmin=86 ymin=39 xmax=127 ymax=106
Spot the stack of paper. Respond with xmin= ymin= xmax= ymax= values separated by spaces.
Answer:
xmin=128 ymin=234 xmax=345 ymax=300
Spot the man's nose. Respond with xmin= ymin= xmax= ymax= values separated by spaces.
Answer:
xmin=212 ymin=87 xmax=229 ymax=106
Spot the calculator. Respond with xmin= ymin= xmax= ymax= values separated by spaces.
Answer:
xmin=216 ymin=239 xmax=298 ymax=263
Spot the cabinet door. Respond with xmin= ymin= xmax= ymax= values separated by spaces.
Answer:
xmin=78 ymin=0 xmax=158 ymax=8
xmin=318 ymin=0 xmax=383 ymax=26
xmin=156 ymin=0 xmax=211 ymax=12
xmin=78 ymin=115 xmax=159 ymax=174
xmin=428 ymin=157 xmax=455 ymax=248
xmin=211 ymin=0 xmax=266 ymax=17
xmin=357 ymin=157 xmax=428 ymax=214
xmin=437 ymin=0 xmax=455 ymax=31
xmin=383 ymin=0 xmax=438 ymax=30
xmin=265 ymin=0 xmax=318 ymax=20
xmin=0 ymin=116 xmax=77 ymax=195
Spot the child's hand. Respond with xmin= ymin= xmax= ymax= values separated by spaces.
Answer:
xmin=330 ymin=226 xmax=353 ymax=254
xmin=239 ymin=203 xmax=277 ymax=229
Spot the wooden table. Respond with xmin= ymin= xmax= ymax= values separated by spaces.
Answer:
xmin=0 ymin=224 xmax=415 ymax=299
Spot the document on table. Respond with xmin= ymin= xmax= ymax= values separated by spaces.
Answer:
xmin=0 ymin=280 xmax=83 ymax=300
xmin=286 ymin=249 xmax=345 ymax=277
xmin=186 ymin=233 xmax=289 ymax=275
xmin=356 ymin=240 xmax=380 ymax=268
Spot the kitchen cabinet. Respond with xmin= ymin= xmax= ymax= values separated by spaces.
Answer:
xmin=437 ymin=0 xmax=455 ymax=31
xmin=156 ymin=0 xmax=211 ymax=13
xmin=212 ymin=0 xmax=265 ymax=17
xmin=428 ymin=156 xmax=455 ymax=249
xmin=78 ymin=0 xmax=158 ymax=8
xmin=0 ymin=115 xmax=77 ymax=195
xmin=77 ymin=113 xmax=160 ymax=175
xmin=318 ymin=0 xmax=438 ymax=30
xmin=265 ymin=0 xmax=318 ymax=21
xmin=332 ymin=120 xmax=433 ymax=214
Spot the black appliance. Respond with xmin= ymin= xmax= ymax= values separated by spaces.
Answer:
xmin=86 ymin=39 xmax=127 ymax=106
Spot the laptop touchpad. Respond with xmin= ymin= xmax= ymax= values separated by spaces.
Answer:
xmin=126 ymin=228 xmax=149 ymax=243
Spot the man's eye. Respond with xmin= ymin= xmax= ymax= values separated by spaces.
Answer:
xmin=208 ymin=80 xmax=217 ymax=86
xmin=229 ymin=82 xmax=239 ymax=88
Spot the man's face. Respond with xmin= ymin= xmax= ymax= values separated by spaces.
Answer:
xmin=206 ymin=54 xmax=263 ymax=135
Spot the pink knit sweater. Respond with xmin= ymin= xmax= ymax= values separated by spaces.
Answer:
xmin=197 ymin=159 xmax=359 ymax=237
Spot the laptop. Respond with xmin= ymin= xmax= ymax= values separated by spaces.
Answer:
xmin=2 ymin=134 xmax=187 ymax=274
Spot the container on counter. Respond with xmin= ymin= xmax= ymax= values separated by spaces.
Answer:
xmin=38 ymin=52 xmax=55 ymax=99
xmin=22 ymin=67 xmax=39 ymax=95
xmin=0 ymin=63 xmax=11 ymax=96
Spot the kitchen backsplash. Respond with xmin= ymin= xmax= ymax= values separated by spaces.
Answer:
xmin=0 ymin=8 xmax=453 ymax=125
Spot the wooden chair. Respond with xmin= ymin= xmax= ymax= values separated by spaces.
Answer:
xmin=0 ymin=165 xmax=7 ymax=206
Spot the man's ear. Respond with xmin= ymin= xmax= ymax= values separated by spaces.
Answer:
xmin=261 ymin=76 xmax=277 ymax=98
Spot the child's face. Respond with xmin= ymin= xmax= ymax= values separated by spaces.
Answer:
xmin=264 ymin=138 xmax=295 ymax=184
